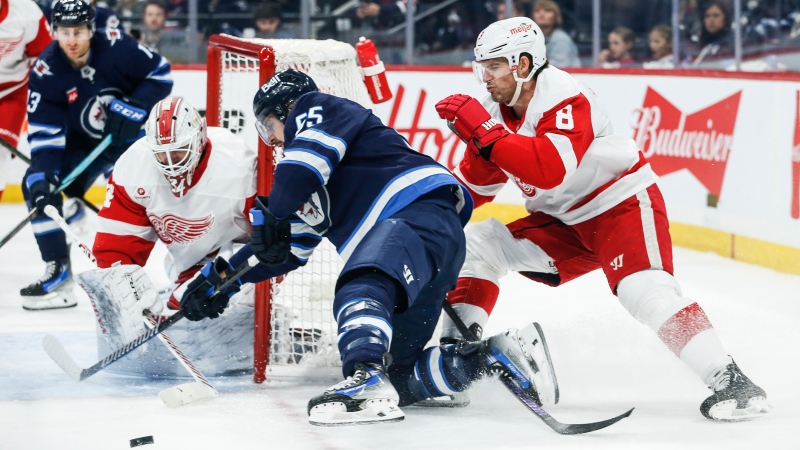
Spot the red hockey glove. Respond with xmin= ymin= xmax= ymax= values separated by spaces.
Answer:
xmin=436 ymin=94 xmax=508 ymax=160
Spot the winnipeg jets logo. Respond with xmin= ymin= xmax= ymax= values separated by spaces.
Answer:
xmin=80 ymin=65 xmax=96 ymax=83
xmin=513 ymin=176 xmax=536 ymax=196
xmin=33 ymin=60 xmax=52 ymax=77
xmin=80 ymin=88 xmax=123 ymax=138
xmin=148 ymin=212 xmax=215 ymax=245
xmin=610 ymin=254 xmax=624 ymax=271
xmin=403 ymin=265 xmax=414 ymax=284
xmin=296 ymin=191 xmax=325 ymax=226
xmin=0 ymin=35 xmax=23 ymax=58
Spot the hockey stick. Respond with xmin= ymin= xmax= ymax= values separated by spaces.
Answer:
xmin=42 ymin=254 xmax=258 ymax=382
xmin=42 ymin=205 xmax=219 ymax=406
xmin=441 ymin=301 xmax=634 ymax=435
xmin=0 ymin=135 xmax=112 ymax=250
xmin=0 ymin=138 xmax=99 ymax=214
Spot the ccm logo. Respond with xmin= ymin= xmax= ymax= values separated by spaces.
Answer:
xmin=111 ymin=102 xmax=145 ymax=121
xmin=481 ymin=118 xmax=500 ymax=130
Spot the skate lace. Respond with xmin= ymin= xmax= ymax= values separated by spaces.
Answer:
xmin=332 ymin=367 xmax=369 ymax=390
xmin=710 ymin=370 xmax=731 ymax=392
xmin=37 ymin=261 xmax=59 ymax=284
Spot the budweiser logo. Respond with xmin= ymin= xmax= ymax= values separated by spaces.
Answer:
xmin=632 ymin=87 xmax=741 ymax=198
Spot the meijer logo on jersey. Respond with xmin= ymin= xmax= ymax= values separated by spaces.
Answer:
xmin=632 ymin=87 xmax=741 ymax=198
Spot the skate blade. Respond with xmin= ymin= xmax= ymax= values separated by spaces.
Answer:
xmin=708 ymin=397 xmax=772 ymax=421
xmin=411 ymin=393 xmax=471 ymax=408
xmin=309 ymin=403 xmax=405 ymax=426
xmin=518 ymin=322 xmax=560 ymax=405
xmin=22 ymin=292 xmax=78 ymax=311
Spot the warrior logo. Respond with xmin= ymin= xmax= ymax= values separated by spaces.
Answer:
xmin=632 ymin=87 xmax=741 ymax=199
xmin=0 ymin=35 xmax=22 ymax=58
xmin=148 ymin=212 xmax=215 ymax=245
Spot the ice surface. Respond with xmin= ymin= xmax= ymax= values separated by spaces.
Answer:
xmin=1 ymin=203 xmax=798 ymax=449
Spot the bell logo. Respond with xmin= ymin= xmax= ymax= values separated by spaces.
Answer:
xmin=632 ymin=87 xmax=741 ymax=199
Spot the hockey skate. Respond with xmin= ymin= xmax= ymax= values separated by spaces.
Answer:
xmin=20 ymin=258 xmax=78 ymax=310
xmin=308 ymin=361 xmax=404 ymax=426
xmin=484 ymin=323 xmax=560 ymax=406
xmin=700 ymin=359 xmax=771 ymax=421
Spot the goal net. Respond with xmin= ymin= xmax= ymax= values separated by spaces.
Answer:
xmin=206 ymin=35 xmax=373 ymax=382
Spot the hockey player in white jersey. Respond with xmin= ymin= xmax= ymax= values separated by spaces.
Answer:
xmin=0 ymin=0 xmax=51 ymax=201
xmin=436 ymin=17 xmax=770 ymax=422
xmin=87 ymin=97 xmax=258 ymax=376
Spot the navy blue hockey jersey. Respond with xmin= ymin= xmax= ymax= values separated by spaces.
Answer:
xmin=26 ymin=27 xmax=172 ymax=173
xmin=263 ymin=91 xmax=471 ymax=265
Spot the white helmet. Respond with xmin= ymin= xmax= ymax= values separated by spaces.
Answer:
xmin=473 ymin=17 xmax=547 ymax=106
xmin=145 ymin=97 xmax=207 ymax=197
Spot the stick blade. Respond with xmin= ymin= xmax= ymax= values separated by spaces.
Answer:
xmin=158 ymin=382 xmax=218 ymax=408
xmin=42 ymin=334 xmax=83 ymax=381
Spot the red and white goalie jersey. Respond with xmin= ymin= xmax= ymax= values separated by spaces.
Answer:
xmin=0 ymin=0 xmax=51 ymax=99
xmin=94 ymin=127 xmax=257 ymax=284
xmin=455 ymin=66 xmax=658 ymax=225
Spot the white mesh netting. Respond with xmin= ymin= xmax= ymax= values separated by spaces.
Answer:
xmin=214 ymin=38 xmax=374 ymax=377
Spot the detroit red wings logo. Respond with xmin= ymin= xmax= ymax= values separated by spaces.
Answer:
xmin=148 ymin=212 xmax=214 ymax=245
xmin=0 ymin=35 xmax=23 ymax=58
xmin=632 ymin=87 xmax=741 ymax=198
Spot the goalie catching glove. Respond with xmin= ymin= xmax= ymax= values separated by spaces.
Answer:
xmin=179 ymin=257 xmax=242 ymax=321
xmin=435 ymin=94 xmax=508 ymax=161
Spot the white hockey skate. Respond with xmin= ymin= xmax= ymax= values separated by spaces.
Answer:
xmin=484 ymin=323 xmax=559 ymax=406
xmin=308 ymin=362 xmax=404 ymax=426
xmin=20 ymin=259 xmax=78 ymax=310
xmin=700 ymin=359 xmax=771 ymax=421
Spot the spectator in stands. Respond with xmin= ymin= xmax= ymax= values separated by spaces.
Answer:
xmin=496 ymin=0 xmax=525 ymax=20
xmin=139 ymin=0 xmax=167 ymax=52
xmin=692 ymin=0 xmax=733 ymax=65
xmin=115 ymin=0 xmax=146 ymax=35
xmin=199 ymin=0 xmax=251 ymax=37
xmin=643 ymin=24 xmax=674 ymax=69
xmin=355 ymin=0 xmax=408 ymax=29
xmin=599 ymin=26 xmax=635 ymax=68
xmin=532 ymin=0 xmax=580 ymax=67
xmin=253 ymin=2 xmax=294 ymax=39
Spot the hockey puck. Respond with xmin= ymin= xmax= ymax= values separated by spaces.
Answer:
xmin=130 ymin=436 xmax=154 ymax=447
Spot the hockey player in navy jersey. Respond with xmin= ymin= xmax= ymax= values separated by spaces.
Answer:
xmin=177 ymin=69 xmax=559 ymax=426
xmin=20 ymin=0 xmax=172 ymax=310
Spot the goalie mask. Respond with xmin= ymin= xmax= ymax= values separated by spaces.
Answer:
xmin=145 ymin=97 xmax=208 ymax=197
xmin=473 ymin=17 xmax=547 ymax=107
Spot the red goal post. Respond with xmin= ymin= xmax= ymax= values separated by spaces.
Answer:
xmin=206 ymin=34 xmax=373 ymax=383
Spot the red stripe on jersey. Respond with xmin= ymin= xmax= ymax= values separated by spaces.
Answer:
xmin=157 ymin=97 xmax=182 ymax=144
xmin=0 ymin=0 xmax=9 ymax=23
xmin=491 ymin=93 xmax=595 ymax=190
xmin=566 ymin=152 xmax=649 ymax=213
xmin=657 ymin=303 xmax=713 ymax=356
xmin=447 ymin=277 xmax=501 ymax=315
xmin=455 ymin=153 xmax=507 ymax=209
xmin=25 ymin=16 xmax=52 ymax=58
xmin=94 ymin=176 xmax=155 ymax=268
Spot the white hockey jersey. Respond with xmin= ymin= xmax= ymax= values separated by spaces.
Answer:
xmin=94 ymin=127 xmax=257 ymax=282
xmin=454 ymin=66 xmax=658 ymax=225
xmin=0 ymin=0 xmax=51 ymax=99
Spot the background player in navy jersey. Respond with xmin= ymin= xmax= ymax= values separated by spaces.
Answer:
xmin=177 ymin=69 xmax=558 ymax=426
xmin=21 ymin=0 xmax=172 ymax=311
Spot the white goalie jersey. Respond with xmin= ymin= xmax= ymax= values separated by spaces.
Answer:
xmin=93 ymin=127 xmax=257 ymax=283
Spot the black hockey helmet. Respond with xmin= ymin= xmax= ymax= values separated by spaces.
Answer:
xmin=52 ymin=0 xmax=95 ymax=30
xmin=253 ymin=69 xmax=318 ymax=124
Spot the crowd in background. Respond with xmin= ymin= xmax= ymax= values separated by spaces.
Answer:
xmin=30 ymin=0 xmax=800 ymax=70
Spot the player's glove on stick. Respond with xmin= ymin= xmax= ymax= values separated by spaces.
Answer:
xmin=180 ymin=257 xmax=242 ymax=321
xmin=435 ymin=94 xmax=509 ymax=160
xmin=104 ymin=97 xmax=147 ymax=147
xmin=250 ymin=196 xmax=291 ymax=265
xmin=26 ymin=171 xmax=60 ymax=211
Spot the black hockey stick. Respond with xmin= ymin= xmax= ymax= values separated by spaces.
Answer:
xmin=441 ymin=301 xmax=634 ymax=435
xmin=0 ymin=137 xmax=100 ymax=214
xmin=42 ymin=255 xmax=259 ymax=381
xmin=0 ymin=135 xmax=111 ymax=250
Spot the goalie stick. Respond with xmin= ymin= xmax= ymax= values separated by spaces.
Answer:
xmin=42 ymin=205 xmax=219 ymax=407
xmin=0 ymin=134 xmax=111 ymax=250
xmin=441 ymin=301 xmax=634 ymax=435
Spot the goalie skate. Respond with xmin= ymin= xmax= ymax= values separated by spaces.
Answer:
xmin=700 ymin=359 xmax=771 ymax=421
xmin=308 ymin=362 xmax=404 ymax=426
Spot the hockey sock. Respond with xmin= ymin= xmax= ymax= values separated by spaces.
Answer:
xmin=442 ymin=277 xmax=498 ymax=339
xmin=334 ymin=272 xmax=397 ymax=377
